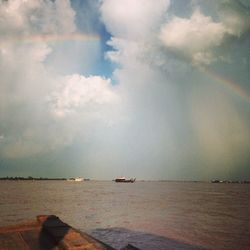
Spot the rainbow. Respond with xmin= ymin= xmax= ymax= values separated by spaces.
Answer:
xmin=0 ymin=32 xmax=100 ymax=45
xmin=199 ymin=66 xmax=250 ymax=103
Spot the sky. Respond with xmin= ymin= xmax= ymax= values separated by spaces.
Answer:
xmin=0 ymin=0 xmax=249 ymax=180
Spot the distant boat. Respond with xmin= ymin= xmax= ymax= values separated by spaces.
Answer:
xmin=115 ymin=177 xmax=136 ymax=183
xmin=67 ymin=177 xmax=84 ymax=182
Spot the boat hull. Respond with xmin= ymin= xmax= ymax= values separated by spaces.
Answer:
xmin=115 ymin=178 xmax=136 ymax=183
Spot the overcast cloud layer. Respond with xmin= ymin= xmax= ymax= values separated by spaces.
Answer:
xmin=0 ymin=0 xmax=249 ymax=180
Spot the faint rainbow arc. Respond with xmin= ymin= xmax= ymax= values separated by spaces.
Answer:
xmin=199 ymin=66 xmax=250 ymax=103
xmin=1 ymin=32 xmax=100 ymax=45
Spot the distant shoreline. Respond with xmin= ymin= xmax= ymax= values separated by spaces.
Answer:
xmin=0 ymin=177 xmax=66 ymax=181
xmin=0 ymin=177 xmax=250 ymax=183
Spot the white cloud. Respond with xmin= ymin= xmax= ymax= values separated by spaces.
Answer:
xmin=159 ymin=2 xmax=250 ymax=65
xmin=101 ymin=0 xmax=170 ymax=40
xmin=0 ymin=0 xmax=76 ymax=37
xmin=159 ymin=9 xmax=226 ymax=65
xmin=49 ymin=74 xmax=120 ymax=117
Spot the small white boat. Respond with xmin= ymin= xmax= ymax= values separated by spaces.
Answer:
xmin=67 ymin=177 xmax=84 ymax=182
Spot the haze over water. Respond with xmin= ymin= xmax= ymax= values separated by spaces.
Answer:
xmin=0 ymin=181 xmax=249 ymax=250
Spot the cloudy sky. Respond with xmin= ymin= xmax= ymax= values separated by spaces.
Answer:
xmin=0 ymin=0 xmax=249 ymax=180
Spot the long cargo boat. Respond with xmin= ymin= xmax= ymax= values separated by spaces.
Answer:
xmin=115 ymin=177 xmax=136 ymax=183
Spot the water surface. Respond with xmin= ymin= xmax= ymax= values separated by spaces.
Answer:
xmin=0 ymin=181 xmax=249 ymax=249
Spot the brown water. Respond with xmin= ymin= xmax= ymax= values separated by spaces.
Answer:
xmin=0 ymin=181 xmax=249 ymax=249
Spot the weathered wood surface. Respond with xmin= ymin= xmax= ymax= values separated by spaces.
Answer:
xmin=121 ymin=244 xmax=141 ymax=250
xmin=0 ymin=215 xmax=115 ymax=250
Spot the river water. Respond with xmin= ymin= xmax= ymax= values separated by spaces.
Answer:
xmin=0 ymin=181 xmax=249 ymax=249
